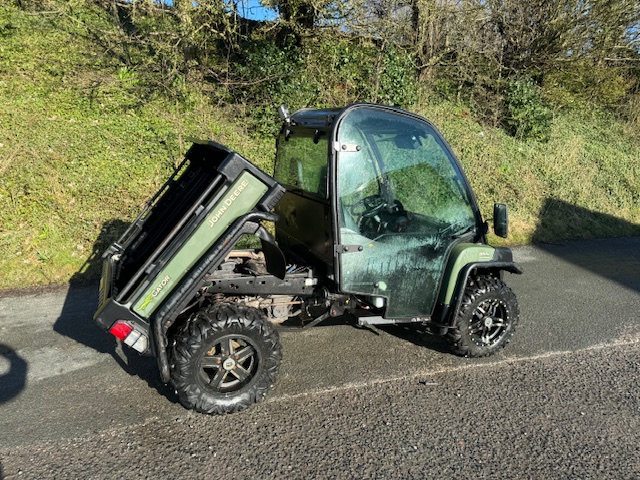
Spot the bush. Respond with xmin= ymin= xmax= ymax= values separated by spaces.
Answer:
xmin=229 ymin=36 xmax=315 ymax=136
xmin=376 ymin=46 xmax=418 ymax=107
xmin=226 ymin=37 xmax=418 ymax=136
xmin=543 ymin=63 xmax=630 ymax=110
xmin=312 ymin=39 xmax=417 ymax=107
xmin=504 ymin=77 xmax=552 ymax=141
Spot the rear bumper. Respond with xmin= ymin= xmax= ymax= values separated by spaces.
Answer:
xmin=94 ymin=248 xmax=152 ymax=352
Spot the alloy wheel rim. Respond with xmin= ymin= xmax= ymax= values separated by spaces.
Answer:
xmin=469 ymin=298 xmax=508 ymax=347
xmin=199 ymin=335 xmax=259 ymax=392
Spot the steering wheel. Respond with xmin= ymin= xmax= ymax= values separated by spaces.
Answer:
xmin=349 ymin=195 xmax=386 ymax=218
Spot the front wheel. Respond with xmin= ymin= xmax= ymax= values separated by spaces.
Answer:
xmin=447 ymin=275 xmax=519 ymax=357
xmin=170 ymin=303 xmax=281 ymax=414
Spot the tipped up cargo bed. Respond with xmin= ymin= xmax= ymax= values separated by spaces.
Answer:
xmin=94 ymin=140 xmax=285 ymax=350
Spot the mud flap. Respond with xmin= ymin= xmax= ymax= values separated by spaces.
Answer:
xmin=257 ymin=226 xmax=287 ymax=280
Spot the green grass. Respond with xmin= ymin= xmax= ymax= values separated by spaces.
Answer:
xmin=0 ymin=5 xmax=638 ymax=290
xmin=0 ymin=5 xmax=272 ymax=288
xmin=415 ymin=99 xmax=640 ymax=245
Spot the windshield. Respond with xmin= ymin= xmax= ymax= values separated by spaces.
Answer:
xmin=337 ymin=108 xmax=476 ymax=240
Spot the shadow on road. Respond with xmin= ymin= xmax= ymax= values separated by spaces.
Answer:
xmin=0 ymin=344 xmax=28 ymax=405
xmin=377 ymin=324 xmax=452 ymax=353
xmin=52 ymin=220 xmax=177 ymax=404
xmin=382 ymin=199 xmax=640 ymax=350
xmin=532 ymin=198 xmax=640 ymax=293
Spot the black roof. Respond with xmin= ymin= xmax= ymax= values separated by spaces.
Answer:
xmin=287 ymin=103 xmax=426 ymax=131
xmin=289 ymin=106 xmax=346 ymax=129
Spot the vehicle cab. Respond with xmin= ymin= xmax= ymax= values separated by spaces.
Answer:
xmin=274 ymin=103 xmax=489 ymax=319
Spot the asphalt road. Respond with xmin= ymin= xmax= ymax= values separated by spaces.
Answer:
xmin=0 ymin=237 xmax=639 ymax=479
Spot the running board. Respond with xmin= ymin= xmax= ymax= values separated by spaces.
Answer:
xmin=356 ymin=315 xmax=427 ymax=326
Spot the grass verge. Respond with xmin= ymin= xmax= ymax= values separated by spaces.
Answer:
xmin=0 ymin=6 xmax=638 ymax=290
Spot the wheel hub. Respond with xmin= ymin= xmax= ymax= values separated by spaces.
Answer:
xmin=222 ymin=357 xmax=236 ymax=371
xmin=484 ymin=317 xmax=494 ymax=328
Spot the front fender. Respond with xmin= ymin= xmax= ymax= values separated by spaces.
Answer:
xmin=431 ymin=244 xmax=522 ymax=330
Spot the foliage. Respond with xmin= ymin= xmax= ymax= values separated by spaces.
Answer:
xmin=228 ymin=35 xmax=313 ymax=136
xmin=0 ymin=1 xmax=639 ymax=290
xmin=375 ymin=46 xmax=418 ymax=107
xmin=544 ymin=63 xmax=631 ymax=109
xmin=412 ymin=0 xmax=640 ymax=138
xmin=504 ymin=78 xmax=552 ymax=141
xmin=224 ymin=35 xmax=417 ymax=135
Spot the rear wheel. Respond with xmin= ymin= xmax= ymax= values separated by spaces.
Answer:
xmin=170 ymin=303 xmax=281 ymax=414
xmin=447 ymin=275 xmax=519 ymax=357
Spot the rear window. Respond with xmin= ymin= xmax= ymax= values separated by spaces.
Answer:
xmin=274 ymin=131 xmax=329 ymax=198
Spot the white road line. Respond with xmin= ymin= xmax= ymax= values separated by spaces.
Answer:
xmin=269 ymin=334 xmax=640 ymax=403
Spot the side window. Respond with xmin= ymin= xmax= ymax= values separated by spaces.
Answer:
xmin=274 ymin=132 xmax=329 ymax=198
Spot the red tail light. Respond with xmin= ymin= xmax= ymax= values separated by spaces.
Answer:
xmin=109 ymin=321 xmax=133 ymax=341
xmin=109 ymin=321 xmax=149 ymax=353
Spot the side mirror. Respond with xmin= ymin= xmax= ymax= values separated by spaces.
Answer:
xmin=493 ymin=203 xmax=509 ymax=238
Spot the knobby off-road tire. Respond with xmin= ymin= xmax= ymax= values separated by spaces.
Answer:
xmin=447 ymin=275 xmax=519 ymax=357
xmin=170 ymin=303 xmax=281 ymax=414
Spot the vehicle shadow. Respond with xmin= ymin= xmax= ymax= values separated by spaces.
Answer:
xmin=52 ymin=220 xmax=177 ymax=404
xmin=532 ymin=198 xmax=640 ymax=294
xmin=0 ymin=344 xmax=28 ymax=405
xmin=381 ymin=198 xmax=640 ymax=351
xmin=378 ymin=324 xmax=452 ymax=353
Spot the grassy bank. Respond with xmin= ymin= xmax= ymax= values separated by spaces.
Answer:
xmin=1 ymin=5 xmax=639 ymax=290
xmin=417 ymin=100 xmax=640 ymax=245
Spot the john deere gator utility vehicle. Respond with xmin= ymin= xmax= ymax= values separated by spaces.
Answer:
xmin=94 ymin=103 xmax=522 ymax=414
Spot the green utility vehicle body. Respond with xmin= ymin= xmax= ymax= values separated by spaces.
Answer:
xmin=94 ymin=103 xmax=522 ymax=415
xmin=94 ymin=141 xmax=286 ymax=357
